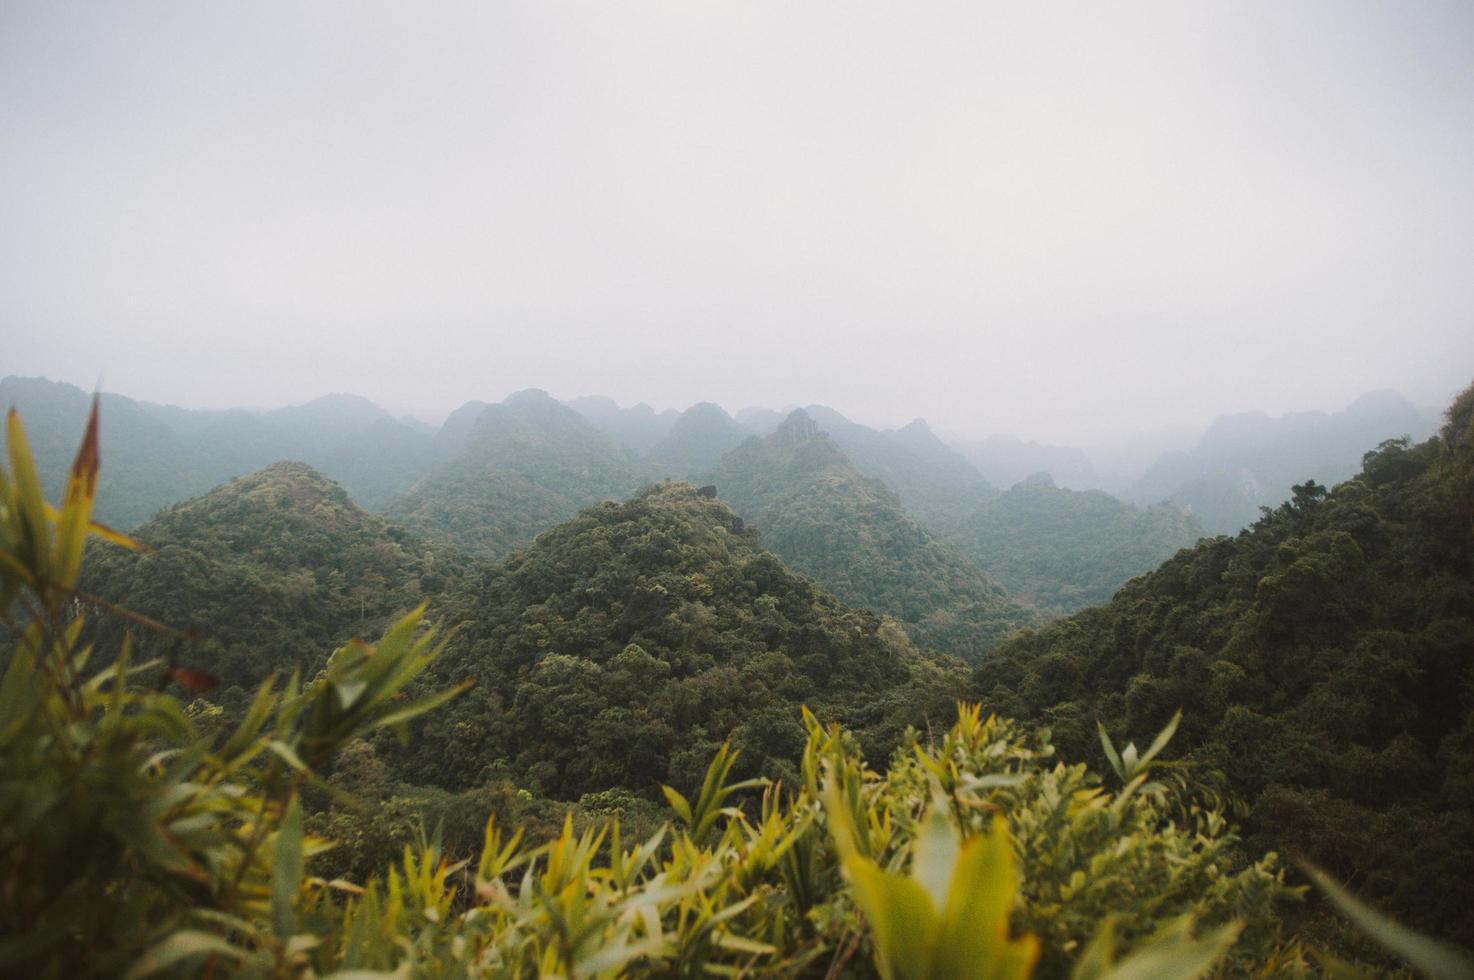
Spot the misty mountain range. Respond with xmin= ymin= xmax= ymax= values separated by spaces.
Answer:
xmin=1 ymin=373 xmax=1438 ymax=645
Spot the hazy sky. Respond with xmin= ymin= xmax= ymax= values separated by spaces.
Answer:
xmin=3 ymin=2 xmax=1472 ymax=442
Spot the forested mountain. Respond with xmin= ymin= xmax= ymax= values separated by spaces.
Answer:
xmin=704 ymin=410 xmax=1038 ymax=660
xmin=0 ymin=376 xmax=449 ymax=523
xmin=566 ymin=394 xmax=678 ymax=454
xmin=1127 ymin=389 xmax=1439 ymax=533
xmin=646 ymin=401 xmax=749 ymax=476
xmin=400 ymin=481 xmax=960 ymax=800
xmin=1 ymin=375 xmax=226 ymax=528
xmin=801 ymin=405 xmax=998 ymax=535
xmin=385 ymin=389 xmax=653 ymax=561
xmin=80 ymin=461 xmax=467 ymax=692
xmin=951 ymin=472 xmax=1203 ymax=613
xmin=973 ymin=381 xmax=1474 ymax=946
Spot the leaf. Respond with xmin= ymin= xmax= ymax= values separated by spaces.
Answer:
xmin=932 ymin=817 xmax=1039 ymax=980
xmin=1097 ymin=721 xmax=1124 ymax=780
xmin=1303 ymin=864 xmax=1474 ymax=980
xmin=123 ymin=930 xmax=245 ymax=980
xmin=1138 ymin=709 xmax=1182 ymax=767
xmin=267 ymin=739 xmax=309 ymax=772
xmin=272 ymin=797 xmax=305 ymax=941
xmin=910 ymin=801 xmax=960 ymax=910
xmin=844 ymin=857 xmax=936 ymax=980
xmin=662 ymin=785 xmax=694 ymax=827
xmin=1089 ymin=920 xmax=1240 ymax=980
xmin=5 ymin=409 xmax=50 ymax=587
xmin=52 ymin=398 xmax=100 ymax=589
xmin=369 ymin=677 xmax=474 ymax=731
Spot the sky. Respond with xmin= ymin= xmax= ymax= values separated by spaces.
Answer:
xmin=3 ymin=1 xmax=1473 ymax=443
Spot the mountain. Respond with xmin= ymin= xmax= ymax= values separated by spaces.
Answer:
xmin=385 ymin=389 xmax=653 ymax=560
xmin=400 ymin=481 xmax=961 ymax=799
xmin=973 ymin=381 xmax=1474 ymax=945
xmin=0 ymin=376 xmax=446 ymax=523
xmin=80 ymin=461 xmax=466 ymax=693
xmin=955 ymin=434 xmax=1102 ymax=491
xmin=951 ymin=472 xmax=1203 ymax=613
xmin=704 ymin=410 xmax=1038 ymax=661
xmin=433 ymin=399 xmax=492 ymax=453
xmin=646 ymin=402 xmax=749 ymax=476
xmin=1 ymin=375 xmax=229 ymax=528
xmin=566 ymin=395 xmax=679 ymax=454
xmin=799 ymin=405 xmax=997 ymax=535
xmin=1127 ymin=389 xmax=1439 ymax=533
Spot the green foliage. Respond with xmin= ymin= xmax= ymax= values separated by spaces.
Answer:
xmin=401 ymin=480 xmax=963 ymax=799
xmin=0 ymin=405 xmax=464 ymax=977
xmin=973 ymin=380 xmax=1474 ymax=948
xmin=386 ymin=388 xmax=653 ymax=561
xmin=950 ymin=476 xmax=1204 ymax=613
xmin=79 ymin=460 xmax=467 ymax=693
xmin=705 ymin=412 xmax=1039 ymax=661
xmin=10 ymin=399 xmax=1461 ymax=978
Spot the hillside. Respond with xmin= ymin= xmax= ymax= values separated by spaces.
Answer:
xmin=952 ymin=472 xmax=1204 ymax=613
xmin=972 ymin=381 xmax=1474 ymax=945
xmin=385 ymin=389 xmax=653 ymax=560
xmin=704 ymin=410 xmax=1038 ymax=660
xmin=802 ymin=405 xmax=998 ymax=535
xmin=80 ymin=461 xmax=466 ymax=693
xmin=1128 ymin=389 xmax=1439 ymax=532
xmin=646 ymin=402 xmax=749 ymax=476
xmin=401 ymin=481 xmax=961 ymax=800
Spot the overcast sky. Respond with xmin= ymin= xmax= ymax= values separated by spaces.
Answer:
xmin=3 ymin=1 xmax=1472 ymax=442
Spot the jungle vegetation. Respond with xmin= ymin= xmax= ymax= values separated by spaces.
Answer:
xmin=5 ymin=404 xmax=1470 ymax=978
xmin=5 ymin=381 xmax=1474 ymax=977
xmin=704 ymin=410 xmax=1039 ymax=661
xmin=974 ymin=382 xmax=1474 ymax=949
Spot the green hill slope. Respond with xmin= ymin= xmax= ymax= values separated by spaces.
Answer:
xmin=80 ymin=461 xmax=466 ymax=692
xmin=802 ymin=405 xmax=997 ymax=535
xmin=402 ymin=481 xmax=961 ymax=800
xmin=704 ymin=410 xmax=1038 ymax=660
xmin=952 ymin=472 xmax=1203 ymax=613
xmin=972 ymin=381 xmax=1474 ymax=945
xmin=385 ymin=389 xmax=653 ymax=560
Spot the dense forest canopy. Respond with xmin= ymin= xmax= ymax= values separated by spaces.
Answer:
xmin=974 ymin=382 xmax=1474 ymax=947
xmin=952 ymin=473 xmax=1204 ymax=613
xmin=8 ymin=398 xmax=1471 ymax=978
xmin=401 ymin=481 xmax=961 ymax=800
xmin=78 ymin=461 xmax=467 ymax=692
xmin=705 ymin=409 xmax=1039 ymax=660
xmin=9 ymin=373 xmax=1413 ymax=639
xmin=384 ymin=389 xmax=654 ymax=561
xmin=4 ymin=381 xmax=1473 ymax=977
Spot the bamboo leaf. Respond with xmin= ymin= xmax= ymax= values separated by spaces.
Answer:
xmin=1304 ymin=864 xmax=1474 ymax=980
xmin=272 ymin=797 xmax=305 ymax=941
xmin=123 ymin=930 xmax=245 ymax=980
